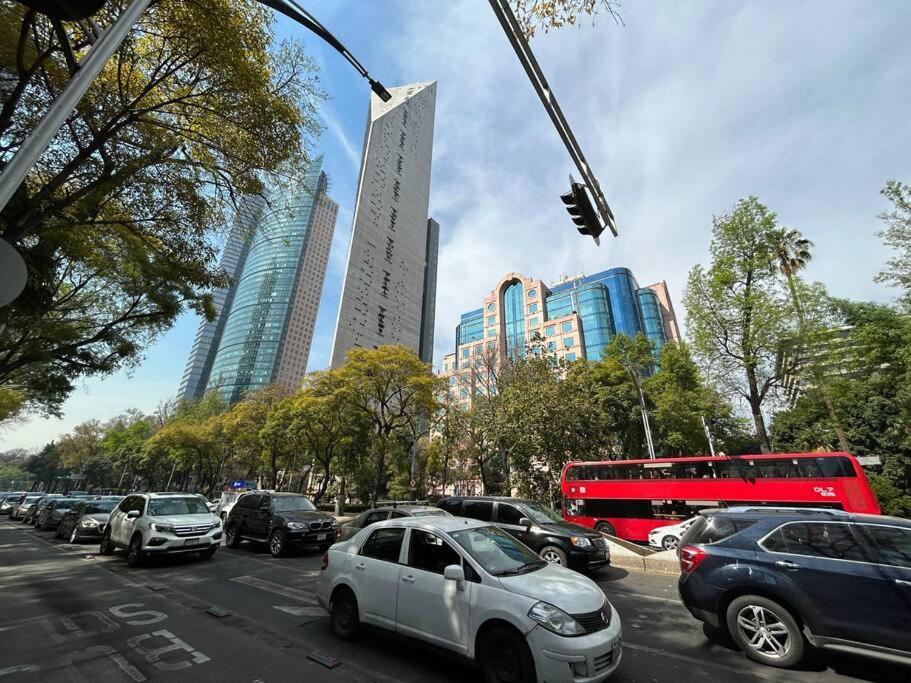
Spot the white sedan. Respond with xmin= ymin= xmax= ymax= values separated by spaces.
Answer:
xmin=647 ymin=517 xmax=698 ymax=550
xmin=316 ymin=516 xmax=622 ymax=683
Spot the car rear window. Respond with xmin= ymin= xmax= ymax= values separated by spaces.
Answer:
xmin=685 ymin=515 xmax=758 ymax=545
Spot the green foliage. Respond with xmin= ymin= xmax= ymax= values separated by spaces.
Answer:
xmin=875 ymin=180 xmax=911 ymax=305
xmin=0 ymin=0 xmax=324 ymax=418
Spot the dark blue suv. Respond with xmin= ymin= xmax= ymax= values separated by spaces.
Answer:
xmin=677 ymin=507 xmax=911 ymax=669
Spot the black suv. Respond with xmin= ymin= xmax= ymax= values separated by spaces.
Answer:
xmin=225 ymin=491 xmax=337 ymax=557
xmin=436 ymin=496 xmax=609 ymax=571
xmin=678 ymin=506 xmax=911 ymax=669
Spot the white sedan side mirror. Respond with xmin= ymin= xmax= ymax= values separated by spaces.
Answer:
xmin=443 ymin=564 xmax=466 ymax=591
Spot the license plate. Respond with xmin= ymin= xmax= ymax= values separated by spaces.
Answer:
xmin=317 ymin=533 xmax=327 ymax=541
xmin=184 ymin=538 xmax=207 ymax=546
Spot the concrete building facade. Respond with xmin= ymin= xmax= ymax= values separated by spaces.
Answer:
xmin=330 ymin=82 xmax=439 ymax=368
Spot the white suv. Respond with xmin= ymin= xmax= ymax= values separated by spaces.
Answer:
xmin=317 ymin=516 xmax=622 ymax=683
xmin=101 ymin=492 xmax=222 ymax=566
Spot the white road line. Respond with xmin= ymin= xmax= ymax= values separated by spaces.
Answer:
xmin=273 ymin=605 xmax=327 ymax=617
xmin=229 ymin=575 xmax=318 ymax=604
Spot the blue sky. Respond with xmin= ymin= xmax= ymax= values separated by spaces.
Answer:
xmin=3 ymin=0 xmax=910 ymax=451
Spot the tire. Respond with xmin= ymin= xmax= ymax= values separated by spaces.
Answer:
xmin=538 ymin=545 xmax=567 ymax=566
xmin=595 ymin=521 xmax=616 ymax=536
xmin=126 ymin=535 xmax=145 ymax=567
xmin=661 ymin=535 xmax=679 ymax=551
xmin=54 ymin=525 xmax=63 ymax=539
xmin=331 ymin=588 xmax=360 ymax=640
xmin=99 ymin=529 xmax=114 ymax=555
xmin=199 ymin=546 xmax=217 ymax=560
xmin=70 ymin=527 xmax=80 ymax=544
xmin=269 ymin=529 xmax=287 ymax=558
xmin=479 ymin=626 xmax=536 ymax=683
xmin=225 ymin=523 xmax=241 ymax=549
xmin=726 ymin=595 xmax=805 ymax=668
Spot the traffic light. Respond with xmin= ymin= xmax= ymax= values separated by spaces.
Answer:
xmin=561 ymin=181 xmax=604 ymax=243
xmin=18 ymin=0 xmax=108 ymax=20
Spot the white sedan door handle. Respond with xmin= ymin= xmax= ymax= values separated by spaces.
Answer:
xmin=402 ymin=575 xmax=415 ymax=584
xmin=355 ymin=562 xmax=366 ymax=571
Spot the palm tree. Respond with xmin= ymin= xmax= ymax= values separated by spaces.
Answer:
xmin=773 ymin=229 xmax=850 ymax=452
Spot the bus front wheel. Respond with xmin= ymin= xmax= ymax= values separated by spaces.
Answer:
xmin=595 ymin=522 xmax=616 ymax=537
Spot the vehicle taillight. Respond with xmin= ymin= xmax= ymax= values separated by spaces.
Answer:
xmin=321 ymin=552 xmax=329 ymax=571
xmin=679 ymin=545 xmax=707 ymax=574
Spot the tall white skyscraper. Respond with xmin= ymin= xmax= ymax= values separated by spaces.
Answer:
xmin=330 ymin=82 xmax=439 ymax=368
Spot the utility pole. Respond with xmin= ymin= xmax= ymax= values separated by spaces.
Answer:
xmin=701 ymin=415 xmax=716 ymax=457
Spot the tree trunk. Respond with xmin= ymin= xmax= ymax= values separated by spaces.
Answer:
xmin=746 ymin=371 xmax=772 ymax=453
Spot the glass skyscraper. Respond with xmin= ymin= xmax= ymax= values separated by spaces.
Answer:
xmin=441 ymin=268 xmax=681 ymax=407
xmin=178 ymin=157 xmax=338 ymax=404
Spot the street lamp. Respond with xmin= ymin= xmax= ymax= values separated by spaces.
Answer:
xmin=0 ymin=0 xmax=392 ymax=218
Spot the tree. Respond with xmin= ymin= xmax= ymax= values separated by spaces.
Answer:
xmin=875 ymin=180 xmax=911 ymax=305
xmin=0 ymin=1 xmax=324 ymax=418
xmin=603 ymin=333 xmax=657 ymax=457
xmin=772 ymin=228 xmax=850 ymax=451
xmin=512 ymin=0 xmax=623 ymax=37
xmin=684 ymin=197 xmax=794 ymax=452
xmin=336 ymin=346 xmax=442 ymax=504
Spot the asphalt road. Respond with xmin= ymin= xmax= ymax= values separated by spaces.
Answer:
xmin=0 ymin=518 xmax=904 ymax=683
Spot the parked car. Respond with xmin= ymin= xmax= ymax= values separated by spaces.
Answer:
xmin=9 ymin=494 xmax=42 ymax=520
xmin=437 ymin=496 xmax=610 ymax=571
xmin=55 ymin=498 xmax=120 ymax=543
xmin=101 ymin=492 xmax=221 ymax=566
xmin=0 ymin=492 xmax=27 ymax=515
xmin=66 ymin=490 xmax=90 ymax=498
xmin=225 ymin=491 xmax=337 ymax=557
xmin=339 ymin=505 xmax=451 ymax=541
xmin=36 ymin=498 xmax=81 ymax=530
xmin=23 ymin=494 xmax=63 ymax=525
xmin=678 ymin=506 xmax=911 ymax=669
xmin=647 ymin=517 xmax=697 ymax=551
xmin=318 ymin=516 xmax=622 ymax=683
xmin=215 ymin=490 xmax=247 ymax=521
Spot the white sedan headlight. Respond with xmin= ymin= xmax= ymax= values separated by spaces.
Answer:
xmin=286 ymin=522 xmax=306 ymax=530
xmin=528 ymin=601 xmax=586 ymax=636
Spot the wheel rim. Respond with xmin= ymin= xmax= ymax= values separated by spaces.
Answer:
xmin=541 ymin=549 xmax=563 ymax=565
xmin=270 ymin=533 xmax=282 ymax=555
xmin=226 ymin=527 xmax=235 ymax=544
xmin=490 ymin=638 xmax=520 ymax=682
xmin=736 ymin=605 xmax=791 ymax=659
xmin=70 ymin=529 xmax=78 ymax=543
xmin=335 ymin=599 xmax=353 ymax=628
xmin=129 ymin=539 xmax=140 ymax=562
xmin=663 ymin=536 xmax=678 ymax=550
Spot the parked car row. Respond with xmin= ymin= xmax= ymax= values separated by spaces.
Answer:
xmin=1 ymin=491 xmax=124 ymax=535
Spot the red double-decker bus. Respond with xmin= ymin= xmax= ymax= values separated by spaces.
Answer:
xmin=561 ymin=452 xmax=880 ymax=542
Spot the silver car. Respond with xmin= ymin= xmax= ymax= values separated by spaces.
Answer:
xmin=340 ymin=505 xmax=452 ymax=541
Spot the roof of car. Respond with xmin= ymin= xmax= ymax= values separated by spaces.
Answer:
xmin=704 ymin=506 xmax=911 ymax=528
xmin=367 ymin=505 xmax=441 ymax=514
xmin=439 ymin=495 xmax=538 ymax=505
xmin=368 ymin=515 xmax=489 ymax=534
xmin=145 ymin=492 xmax=204 ymax=498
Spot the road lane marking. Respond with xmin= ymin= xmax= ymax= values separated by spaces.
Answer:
xmin=0 ymin=665 xmax=39 ymax=676
xmin=273 ymin=605 xmax=327 ymax=617
xmin=229 ymin=575 xmax=318 ymax=604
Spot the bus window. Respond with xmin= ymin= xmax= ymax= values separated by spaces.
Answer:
xmin=816 ymin=456 xmax=856 ymax=478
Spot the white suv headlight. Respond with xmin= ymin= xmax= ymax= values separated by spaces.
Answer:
xmin=151 ymin=523 xmax=175 ymax=533
xmin=528 ymin=601 xmax=585 ymax=636
xmin=286 ymin=522 xmax=306 ymax=530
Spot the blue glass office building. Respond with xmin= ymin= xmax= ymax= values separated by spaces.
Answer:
xmin=444 ymin=268 xmax=679 ymax=376
xmin=182 ymin=157 xmax=338 ymax=403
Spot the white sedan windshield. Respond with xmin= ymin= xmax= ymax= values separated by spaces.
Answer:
xmin=450 ymin=526 xmax=543 ymax=576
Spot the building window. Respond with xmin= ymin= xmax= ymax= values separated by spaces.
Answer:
xmin=561 ymin=321 xmax=572 ymax=333
xmin=528 ymin=303 xmax=538 ymax=314
xmin=487 ymin=341 xmax=496 ymax=350
xmin=545 ymin=325 xmax=556 ymax=337
xmin=487 ymin=303 xmax=495 ymax=311
xmin=527 ymin=288 xmax=537 ymax=298
xmin=487 ymin=316 xmax=495 ymax=326
xmin=547 ymin=341 xmax=556 ymax=352
xmin=473 ymin=344 xmax=482 ymax=355
xmin=449 ymin=376 xmax=456 ymax=386
xmin=487 ymin=328 xmax=496 ymax=338
xmin=564 ymin=337 xmax=574 ymax=348
xmin=529 ymin=316 xmax=539 ymax=327
xmin=566 ymin=352 xmax=577 ymax=362
xmin=462 ymin=348 xmax=469 ymax=359
xmin=460 ymin=388 xmax=468 ymax=399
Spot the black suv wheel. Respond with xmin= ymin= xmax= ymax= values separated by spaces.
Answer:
xmin=225 ymin=523 xmax=241 ymax=548
xmin=269 ymin=529 xmax=287 ymax=558
xmin=726 ymin=595 xmax=805 ymax=668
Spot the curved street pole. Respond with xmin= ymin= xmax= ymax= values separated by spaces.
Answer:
xmin=0 ymin=0 xmax=391 ymax=217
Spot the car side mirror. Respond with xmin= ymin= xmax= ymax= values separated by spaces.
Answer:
xmin=126 ymin=509 xmax=140 ymax=519
xmin=443 ymin=564 xmax=466 ymax=591
xmin=519 ymin=517 xmax=532 ymax=529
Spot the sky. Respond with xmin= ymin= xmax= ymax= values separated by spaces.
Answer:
xmin=3 ymin=0 xmax=910 ymax=451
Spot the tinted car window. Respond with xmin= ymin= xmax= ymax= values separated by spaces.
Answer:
xmin=361 ymin=528 xmax=405 ymax=563
xmin=84 ymin=501 xmax=117 ymax=514
xmin=462 ymin=500 xmax=494 ymax=522
xmin=365 ymin=511 xmax=390 ymax=525
xmin=272 ymin=496 xmax=316 ymax=512
xmin=861 ymin=525 xmax=911 ymax=568
xmin=686 ymin=515 xmax=758 ymax=545
xmin=408 ymin=530 xmax=463 ymax=574
xmin=240 ymin=494 xmax=260 ymax=510
xmin=497 ymin=504 xmax=524 ymax=526
xmin=437 ymin=499 xmax=462 ymax=514
xmin=118 ymin=496 xmax=134 ymax=512
xmin=762 ymin=522 xmax=867 ymax=562
xmin=389 ymin=510 xmax=408 ymax=519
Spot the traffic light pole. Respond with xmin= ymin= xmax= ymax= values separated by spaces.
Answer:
xmin=488 ymin=0 xmax=618 ymax=238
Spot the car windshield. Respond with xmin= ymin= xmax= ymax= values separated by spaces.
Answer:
xmin=450 ymin=525 xmax=545 ymax=577
xmin=272 ymin=496 xmax=316 ymax=512
xmin=412 ymin=509 xmax=448 ymax=517
xmin=53 ymin=499 xmax=80 ymax=511
xmin=84 ymin=501 xmax=118 ymax=514
xmin=520 ymin=501 xmax=564 ymax=525
xmin=148 ymin=497 xmax=210 ymax=516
